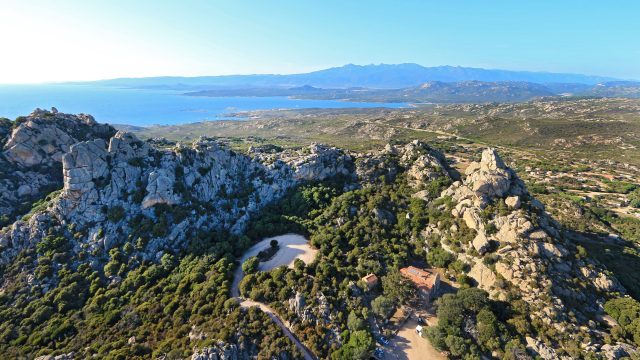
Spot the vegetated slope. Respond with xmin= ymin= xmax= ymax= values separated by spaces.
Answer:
xmin=0 ymin=109 xmax=355 ymax=358
xmin=0 ymin=109 xmax=637 ymax=359
xmin=130 ymin=98 xmax=640 ymax=165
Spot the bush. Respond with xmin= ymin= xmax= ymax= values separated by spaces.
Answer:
xmin=629 ymin=188 xmax=640 ymax=208
xmin=107 ymin=206 xmax=126 ymax=222
xmin=427 ymin=247 xmax=454 ymax=268
xmin=242 ymin=256 xmax=259 ymax=274
xmin=127 ymin=157 xmax=145 ymax=167
xmin=36 ymin=235 xmax=68 ymax=255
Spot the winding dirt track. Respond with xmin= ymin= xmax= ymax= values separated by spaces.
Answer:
xmin=231 ymin=234 xmax=317 ymax=360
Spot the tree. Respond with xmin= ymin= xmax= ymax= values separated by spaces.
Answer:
xmin=332 ymin=330 xmax=373 ymax=360
xmin=371 ymin=296 xmax=395 ymax=319
xmin=347 ymin=311 xmax=366 ymax=331
xmin=605 ymin=297 xmax=640 ymax=346
xmin=382 ymin=270 xmax=414 ymax=305
xmin=270 ymin=239 xmax=279 ymax=248
xmin=427 ymin=247 xmax=454 ymax=268
xmin=426 ymin=288 xmax=507 ymax=358
xmin=242 ymin=256 xmax=259 ymax=274
xmin=445 ymin=335 xmax=468 ymax=357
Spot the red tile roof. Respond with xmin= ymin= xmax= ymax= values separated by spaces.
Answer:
xmin=362 ymin=273 xmax=379 ymax=285
xmin=400 ymin=266 xmax=438 ymax=291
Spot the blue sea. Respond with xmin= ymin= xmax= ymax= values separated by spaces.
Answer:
xmin=0 ymin=84 xmax=407 ymax=126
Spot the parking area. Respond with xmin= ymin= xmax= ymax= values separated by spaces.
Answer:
xmin=376 ymin=309 xmax=446 ymax=360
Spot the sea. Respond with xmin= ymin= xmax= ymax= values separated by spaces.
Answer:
xmin=0 ymin=84 xmax=407 ymax=127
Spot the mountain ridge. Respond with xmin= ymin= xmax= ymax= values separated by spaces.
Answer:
xmin=73 ymin=63 xmax=628 ymax=90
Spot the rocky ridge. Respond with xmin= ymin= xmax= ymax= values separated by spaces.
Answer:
xmin=437 ymin=148 xmax=633 ymax=359
xmin=1 ymin=126 xmax=353 ymax=267
xmin=0 ymin=108 xmax=115 ymax=224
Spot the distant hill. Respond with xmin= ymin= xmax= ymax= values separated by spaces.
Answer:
xmin=188 ymin=80 xmax=640 ymax=104
xmin=79 ymin=63 xmax=624 ymax=90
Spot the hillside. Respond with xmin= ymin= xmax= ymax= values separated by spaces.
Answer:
xmin=0 ymin=109 xmax=639 ymax=359
xmin=187 ymin=80 xmax=557 ymax=104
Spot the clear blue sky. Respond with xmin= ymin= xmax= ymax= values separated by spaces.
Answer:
xmin=1 ymin=0 xmax=638 ymax=83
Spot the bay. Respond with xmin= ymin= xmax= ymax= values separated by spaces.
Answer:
xmin=0 ymin=84 xmax=407 ymax=126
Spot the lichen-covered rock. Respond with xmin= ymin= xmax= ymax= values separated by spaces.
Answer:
xmin=468 ymin=260 xmax=497 ymax=290
xmin=505 ymin=195 xmax=521 ymax=209
xmin=472 ymin=231 xmax=491 ymax=254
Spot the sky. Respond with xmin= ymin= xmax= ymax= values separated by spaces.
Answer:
xmin=0 ymin=0 xmax=638 ymax=83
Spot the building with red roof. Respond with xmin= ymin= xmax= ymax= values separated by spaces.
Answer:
xmin=400 ymin=266 xmax=440 ymax=304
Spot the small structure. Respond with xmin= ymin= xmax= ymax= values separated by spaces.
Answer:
xmin=362 ymin=273 xmax=379 ymax=289
xmin=400 ymin=266 xmax=440 ymax=304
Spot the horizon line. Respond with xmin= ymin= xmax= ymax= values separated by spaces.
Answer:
xmin=1 ymin=63 xmax=636 ymax=85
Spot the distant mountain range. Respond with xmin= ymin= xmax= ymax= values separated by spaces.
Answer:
xmin=79 ymin=63 xmax=628 ymax=90
xmin=76 ymin=63 xmax=640 ymax=103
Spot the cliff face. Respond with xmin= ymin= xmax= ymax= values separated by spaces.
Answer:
xmin=0 ymin=108 xmax=116 ymax=223
xmin=0 ymin=112 xmax=353 ymax=266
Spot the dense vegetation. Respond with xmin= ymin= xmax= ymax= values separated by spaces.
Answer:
xmin=605 ymin=297 xmax=640 ymax=347
xmin=0 ymin=223 xmax=304 ymax=358
xmin=426 ymin=288 xmax=527 ymax=359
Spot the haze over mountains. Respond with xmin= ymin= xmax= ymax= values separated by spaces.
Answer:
xmin=75 ymin=63 xmax=640 ymax=103
xmin=82 ymin=63 xmax=629 ymax=90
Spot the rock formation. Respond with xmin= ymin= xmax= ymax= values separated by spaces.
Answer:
xmin=0 ymin=111 xmax=354 ymax=266
xmin=0 ymin=108 xmax=115 ymax=223
xmin=438 ymin=148 xmax=629 ymax=359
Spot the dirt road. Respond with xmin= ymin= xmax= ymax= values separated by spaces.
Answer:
xmin=231 ymin=234 xmax=318 ymax=360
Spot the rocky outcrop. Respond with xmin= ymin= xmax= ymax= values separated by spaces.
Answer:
xmin=0 ymin=118 xmax=355 ymax=266
xmin=437 ymin=147 xmax=628 ymax=358
xmin=34 ymin=353 xmax=75 ymax=360
xmin=401 ymin=140 xmax=453 ymax=186
xmin=4 ymin=108 xmax=112 ymax=167
xmin=191 ymin=343 xmax=242 ymax=360
xmin=0 ymin=108 xmax=116 ymax=224
xmin=289 ymin=291 xmax=307 ymax=319
xmin=354 ymin=140 xmax=454 ymax=187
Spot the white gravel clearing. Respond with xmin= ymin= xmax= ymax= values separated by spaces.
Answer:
xmin=241 ymin=233 xmax=318 ymax=271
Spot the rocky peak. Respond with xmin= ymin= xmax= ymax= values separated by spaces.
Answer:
xmin=438 ymin=147 xmax=627 ymax=359
xmin=479 ymin=147 xmax=507 ymax=171
xmin=3 ymin=108 xmax=114 ymax=168
xmin=355 ymin=139 xmax=454 ymax=187
xmin=0 ymin=109 xmax=117 ymax=227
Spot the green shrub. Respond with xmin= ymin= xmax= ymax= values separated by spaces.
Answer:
xmin=107 ymin=205 xmax=126 ymax=222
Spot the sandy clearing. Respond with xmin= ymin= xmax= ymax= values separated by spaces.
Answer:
xmin=229 ymin=234 xmax=319 ymax=359
xmin=386 ymin=318 xmax=446 ymax=360
xmin=231 ymin=233 xmax=317 ymax=298
xmin=241 ymin=233 xmax=317 ymax=271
